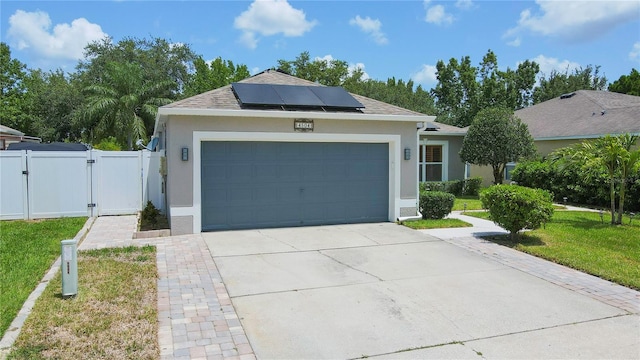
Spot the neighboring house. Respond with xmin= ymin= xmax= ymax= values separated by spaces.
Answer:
xmin=0 ymin=124 xmax=41 ymax=150
xmin=418 ymin=122 xmax=468 ymax=182
xmin=473 ymin=90 xmax=640 ymax=186
xmin=153 ymin=69 xmax=435 ymax=234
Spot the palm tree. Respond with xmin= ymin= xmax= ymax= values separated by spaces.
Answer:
xmin=616 ymin=134 xmax=640 ymax=224
xmin=81 ymin=61 xmax=174 ymax=149
xmin=553 ymin=134 xmax=640 ymax=224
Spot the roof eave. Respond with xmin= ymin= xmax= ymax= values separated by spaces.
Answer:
xmin=154 ymin=108 xmax=435 ymax=135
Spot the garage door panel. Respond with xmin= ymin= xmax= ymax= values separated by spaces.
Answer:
xmin=201 ymin=141 xmax=388 ymax=231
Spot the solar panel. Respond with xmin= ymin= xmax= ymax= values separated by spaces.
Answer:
xmin=232 ymin=83 xmax=284 ymax=106
xmin=231 ymin=83 xmax=364 ymax=110
xmin=309 ymin=86 xmax=364 ymax=108
xmin=272 ymin=84 xmax=325 ymax=106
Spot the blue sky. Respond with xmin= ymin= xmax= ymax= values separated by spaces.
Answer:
xmin=2 ymin=0 xmax=639 ymax=90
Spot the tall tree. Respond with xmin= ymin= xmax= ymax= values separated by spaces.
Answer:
xmin=277 ymin=51 xmax=350 ymax=86
xmin=432 ymin=50 xmax=539 ymax=127
xmin=183 ymin=56 xmax=250 ymax=97
xmin=0 ymin=42 xmax=30 ymax=133
xmin=346 ymin=77 xmax=436 ymax=115
xmin=24 ymin=69 xmax=83 ymax=142
xmin=460 ymin=107 xmax=536 ymax=184
xmin=79 ymin=61 xmax=174 ymax=149
xmin=609 ymin=68 xmax=640 ymax=96
xmin=77 ymin=36 xmax=197 ymax=98
xmin=533 ymin=65 xmax=607 ymax=104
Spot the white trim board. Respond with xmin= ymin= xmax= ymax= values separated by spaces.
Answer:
xmin=191 ymin=131 xmax=403 ymax=234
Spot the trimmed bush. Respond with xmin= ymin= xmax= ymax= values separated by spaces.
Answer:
xmin=420 ymin=191 xmax=455 ymax=219
xmin=462 ymin=177 xmax=483 ymax=196
xmin=480 ymin=185 xmax=554 ymax=240
xmin=419 ymin=177 xmax=483 ymax=197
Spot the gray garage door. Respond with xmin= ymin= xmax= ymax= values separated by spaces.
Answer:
xmin=201 ymin=141 xmax=389 ymax=231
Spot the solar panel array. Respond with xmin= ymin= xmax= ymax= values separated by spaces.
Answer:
xmin=232 ymin=83 xmax=364 ymax=110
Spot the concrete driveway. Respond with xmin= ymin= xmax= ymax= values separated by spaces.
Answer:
xmin=203 ymin=223 xmax=639 ymax=359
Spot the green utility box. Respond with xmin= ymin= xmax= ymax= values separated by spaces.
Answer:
xmin=61 ymin=239 xmax=78 ymax=298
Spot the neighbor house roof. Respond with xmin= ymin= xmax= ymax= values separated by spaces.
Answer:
xmin=515 ymin=90 xmax=640 ymax=140
xmin=154 ymin=69 xmax=435 ymax=133
xmin=419 ymin=121 xmax=468 ymax=136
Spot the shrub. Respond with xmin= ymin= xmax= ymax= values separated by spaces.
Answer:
xmin=462 ymin=177 xmax=483 ymax=196
xmin=420 ymin=191 xmax=455 ymax=219
xmin=480 ymin=185 xmax=554 ymax=240
xmin=140 ymin=201 xmax=164 ymax=231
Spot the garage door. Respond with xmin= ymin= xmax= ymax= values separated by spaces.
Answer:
xmin=201 ymin=141 xmax=389 ymax=231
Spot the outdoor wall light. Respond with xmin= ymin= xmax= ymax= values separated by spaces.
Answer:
xmin=181 ymin=147 xmax=189 ymax=161
xmin=404 ymin=147 xmax=411 ymax=160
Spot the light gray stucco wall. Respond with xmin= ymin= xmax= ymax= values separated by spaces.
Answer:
xmin=165 ymin=115 xmax=419 ymax=232
xmin=420 ymin=134 xmax=466 ymax=181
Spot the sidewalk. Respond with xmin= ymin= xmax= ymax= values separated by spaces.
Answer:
xmin=421 ymin=211 xmax=640 ymax=314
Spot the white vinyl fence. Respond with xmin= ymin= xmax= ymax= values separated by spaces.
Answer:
xmin=0 ymin=149 xmax=164 ymax=220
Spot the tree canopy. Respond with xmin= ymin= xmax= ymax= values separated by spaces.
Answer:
xmin=432 ymin=49 xmax=539 ymax=127
xmin=533 ymin=65 xmax=607 ymax=104
xmin=609 ymin=68 xmax=640 ymax=96
xmin=0 ymin=42 xmax=30 ymax=133
xmin=183 ymin=56 xmax=250 ymax=97
xmin=460 ymin=107 xmax=536 ymax=184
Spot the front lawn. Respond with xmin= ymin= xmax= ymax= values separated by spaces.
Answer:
xmin=0 ymin=217 xmax=87 ymax=338
xmin=8 ymin=246 xmax=158 ymax=359
xmin=401 ymin=218 xmax=472 ymax=230
xmin=453 ymin=196 xmax=483 ymax=211
xmin=476 ymin=211 xmax=640 ymax=290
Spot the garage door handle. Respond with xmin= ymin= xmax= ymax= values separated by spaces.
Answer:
xmin=300 ymin=188 xmax=304 ymax=193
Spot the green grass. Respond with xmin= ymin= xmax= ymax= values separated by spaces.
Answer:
xmin=401 ymin=218 xmax=472 ymax=229
xmin=0 ymin=217 xmax=87 ymax=339
xmin=8 ymin=245 xmax=158 ymax=360
xmin=480 ymin=211 xmax=640 ymax=290
xmin=463 ymin=211 xmax=492 ymax=220
xmin=453 ymin=196 xmax=483 ymax=211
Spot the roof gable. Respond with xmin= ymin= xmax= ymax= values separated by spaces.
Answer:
xmin=516 ymin=90 xmax=640 ymax=139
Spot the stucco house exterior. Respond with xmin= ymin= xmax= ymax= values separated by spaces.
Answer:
xmin=473 ymin=90 xmax=640 ymax=186
xmin=418 ymin=122 xmax=468 ymax=182
xmin=153 ymin=69 xmax=435 ymax=234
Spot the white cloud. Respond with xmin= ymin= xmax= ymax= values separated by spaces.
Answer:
xmin=411 ymin=64 xmax=438 ymax=86
xmin=424 ymin=3 xmax=454 ymax=25
xmin=630 ymin=42 xmax=640 ymax=62
xmin=7 ymin=10 xmax=107 ymax=60
xmin=504 ymin=0 xmax=640 ymax=44
xmin=349 ymin=15 xmax=388 ymax=45
xmin=234 ymin=0 xmax=317 ymax=49
xmin=455 ymin=0 xmax=474 ymax=10
xmin=507 ymin=37 xmax=521 ymax=47
xmin=348 ymin=62 xmax=370 ymax=80
xmin=530 ymin=55 xmax=581 ymax=77
xmin=315 ymin=54 xmax=334 ymax=63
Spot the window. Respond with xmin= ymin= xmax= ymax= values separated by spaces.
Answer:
xmin=419 ymin=141 xmax=448 ymax=182
xmin=504 ymin=162 xmax=516 ymax=182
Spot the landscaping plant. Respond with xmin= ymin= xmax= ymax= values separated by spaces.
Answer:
xmin=420 ymin=191 xmax=455 ymax=219
xmin=480 ymin=184 xmax=554 ymax=240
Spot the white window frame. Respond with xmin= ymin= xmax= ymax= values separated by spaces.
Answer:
xmin=504 ymin=162 xmax=517 ymax=182
xmin=419 ymin=140 xmax=448 ymax=182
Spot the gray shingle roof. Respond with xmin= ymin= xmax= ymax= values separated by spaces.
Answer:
xmin=515 ymin=90 xmax=640 ymax=139
xmin=164 ymin=69 xmax=426 ymax=117
xmin=420 ymin=121 xmax=467 ymax=135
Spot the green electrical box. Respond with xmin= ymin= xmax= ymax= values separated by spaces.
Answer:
xmin=61 ymin=239 xmax=78 ymax=298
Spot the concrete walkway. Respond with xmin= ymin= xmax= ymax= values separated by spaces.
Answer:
xmin=422 ymin=211 xmax=639 ymax=314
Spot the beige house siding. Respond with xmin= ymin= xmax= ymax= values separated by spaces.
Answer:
xmin=164 ymin=115 xmax=419 ymax=234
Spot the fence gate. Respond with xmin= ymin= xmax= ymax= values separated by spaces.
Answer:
xmin=0 ymin=150 xmax=163 ymax=220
